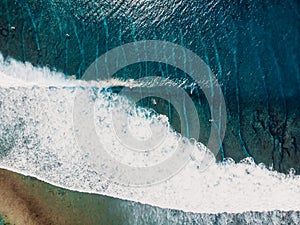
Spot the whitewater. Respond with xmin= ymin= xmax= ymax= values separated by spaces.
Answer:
xmin=0 ymin=54 xmax=300 ymax=217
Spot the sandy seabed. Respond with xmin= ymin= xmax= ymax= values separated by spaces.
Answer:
xmin=0 ymin=169 xmax=125 ymax=225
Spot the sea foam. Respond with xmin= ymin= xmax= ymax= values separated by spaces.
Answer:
xmin=0 ymin=55 xmax=300 ymax=215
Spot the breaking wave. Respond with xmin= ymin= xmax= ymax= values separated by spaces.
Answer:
xmin=0 ymin=55 xmax=300 ymax=218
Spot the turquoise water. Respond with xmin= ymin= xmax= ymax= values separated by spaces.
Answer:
xmin=0 ymin=216 xmax=8 ymax=225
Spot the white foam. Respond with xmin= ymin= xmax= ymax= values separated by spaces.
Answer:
xmin=0 ymin=55 xmax=300 ymax=214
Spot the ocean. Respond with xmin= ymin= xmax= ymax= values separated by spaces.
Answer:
xmin=0 ymin=0 xmax=300 ymax=224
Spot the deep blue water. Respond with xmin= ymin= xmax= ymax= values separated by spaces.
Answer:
xmin=0 ymin=0 xmax=299 ymax=171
